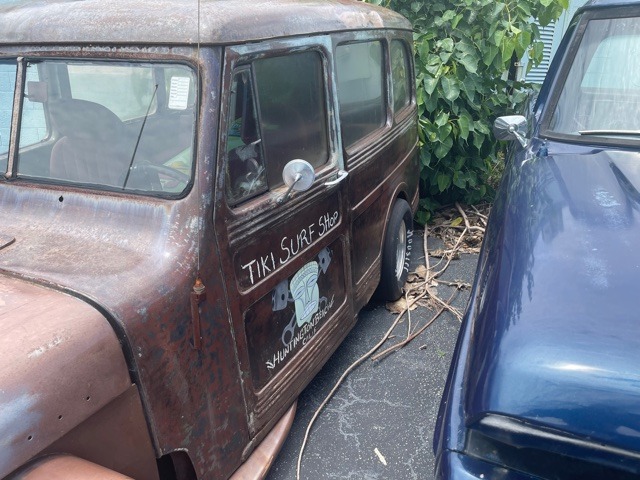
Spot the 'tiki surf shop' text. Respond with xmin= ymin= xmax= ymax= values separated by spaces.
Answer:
xmin=240 ymin=210 xmax=339 ymax=285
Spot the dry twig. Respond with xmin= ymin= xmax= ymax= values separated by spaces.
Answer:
xmin=296 ymin=204 xmax=486 ymax=479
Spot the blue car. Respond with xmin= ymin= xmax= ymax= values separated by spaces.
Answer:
xmin=433 ymin=1 xmax=640 ymax=478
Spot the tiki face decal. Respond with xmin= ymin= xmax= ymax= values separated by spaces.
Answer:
xmin=290 ymin=261 xmax=319 ymax=327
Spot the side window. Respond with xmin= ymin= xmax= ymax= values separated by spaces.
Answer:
xmin=226 ymin=51 xmax=329 ymax=205
xmin=391 ymin=40 xmax=411 ymax=113
xmin=254 ymin=52 xmax=328 ymax=188
xmin=336 ymin=41 xmax=385 ymax=148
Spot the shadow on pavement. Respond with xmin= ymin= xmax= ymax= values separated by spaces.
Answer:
xmin=267 ymin=230 xmax=479 ymax=480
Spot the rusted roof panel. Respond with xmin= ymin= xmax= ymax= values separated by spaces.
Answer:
xmin=0 ymin=0 xmax=412 ymax=46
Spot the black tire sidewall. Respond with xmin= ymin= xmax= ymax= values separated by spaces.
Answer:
xmin=378 ymin=199 xmax=413 ymax=301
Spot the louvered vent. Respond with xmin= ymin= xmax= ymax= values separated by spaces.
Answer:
xmin=526 ymin=22 xmax=556 ymax=84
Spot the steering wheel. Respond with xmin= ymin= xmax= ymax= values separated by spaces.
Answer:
xmin=127 ymin=162 xmax=191 ymax=192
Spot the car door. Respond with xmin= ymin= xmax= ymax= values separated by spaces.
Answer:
xmin=213 ymin=38 xmax=353 ymax=436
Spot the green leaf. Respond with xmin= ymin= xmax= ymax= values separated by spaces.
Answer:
xmin=434 ymin=111 xmax=449 ymax=127
xmin=491 ymin=2 xmax=506 ymax=19
xmin=500 ymin=35 xmax=516 ymax=63
xmin=538 ymin=7 xmax=555 ymax=26
xmin=439 ymin=50 xmax=453 ymax=63
xmin=417 ymin=40 xmax=432 ymax=60
xmin=517 ymin=2 xmax=532 ymax=16
xmin=424 ymin=76 xmax=438 ymax=95
xmin=440 ymin=75 xmax=461 ymax=102
xmin=415 ymin=209 xmax=431 ymax=225
xmin=451 ymin=13 xmax=464 ymax=30
xmin=531 ymin=41 xmax=545 ymax=64
xmin=424 ymin=92 xmax=439 ymax=113
xmin=515 ymin=30 xmax=532 ymax=59
xmin=473 ymin=119 xmax=491 ymax=135
xmin=437 ymin=172 xmax=452 ymax=191
xmin=493 ymin=29 xmax=506 ymax=48
xmin=382 ymin=0 xmax=567 ymax=223
xmin=457 ymin=115 xmax=471 ymax=141
xmin=435 ymin=136 xmax=454 ymax=159
xmin=438 ymin=123 xmax=453 ymax=138
xmin=425 ymin=62 xmax=441 ymax=76
xmin=420 ymin=149 xmax=432 ymax=167
xmin=460 ymin=75 xmax=479 ymax=104
xmin=442 ymin=9 xmax=456 ymax=22
xmin=472 ymin=131 xmax=485 ymax=151
xmin=455 ymin=40 xmax=476 ymax=56
xmin=457 ymin=53 xmax=479 ymax=74
xmin=467 ymin=170 xmax=478 ymax=187
xmin=439 ymin=38 xmax=455 ymax=52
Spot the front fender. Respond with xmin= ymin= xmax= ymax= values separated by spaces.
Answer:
xmin=0 ymin=274 xmax=132 ymax=478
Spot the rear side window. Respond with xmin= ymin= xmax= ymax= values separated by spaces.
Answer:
xmin=391 ymin=40 xmax=411 ymax=113
xmin=336 ymin=41 xmax=385 ymax=148
xmin=226 ymin=51 xmax=329 ymax=205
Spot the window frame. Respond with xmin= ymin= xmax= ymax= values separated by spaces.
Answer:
xmin=220 ymin=39 xmax=339 ymax=210
xmin=335 ymin=38 xmax=389 ymax=151
xmin=0 ymin=59 xmax=18 ymax=175
xmin=540 ymin=6 xmax=640 ymax=148
xmin=2 ymin=56 xmax=199 ymax=199
xmin=390 ymin=39 xmax=413 ymax=116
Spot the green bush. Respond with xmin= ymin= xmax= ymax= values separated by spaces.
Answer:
xmin=368 ymin=0 xmax=567 ymax=223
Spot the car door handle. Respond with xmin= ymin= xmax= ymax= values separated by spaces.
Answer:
xmin=324 ymin=170 xmax=348 ymax=187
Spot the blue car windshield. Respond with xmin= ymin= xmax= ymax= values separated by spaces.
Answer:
xmin=550 ymin=16 xmax=640 ymax=138
xmin=0 ymin=60 xmax=196 ymax=196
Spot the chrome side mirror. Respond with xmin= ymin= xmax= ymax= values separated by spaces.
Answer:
xmin=279 ymin=159 xmax=315 ymax=204
xmin=493 ymin=115 xmax=528 ymax=148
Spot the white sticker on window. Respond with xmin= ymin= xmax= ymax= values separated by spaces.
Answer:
xmin=168 ymin=76 xmax=190 ymax=110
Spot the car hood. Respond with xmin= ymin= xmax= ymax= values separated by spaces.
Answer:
xmin=465 ymin=143 xmax=640 ymax=453
xmin=0 ymin=272 xmax=131 ymax=478
xmin=0 ymin=183 xmax=199 ymax=321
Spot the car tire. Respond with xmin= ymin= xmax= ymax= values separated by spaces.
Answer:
xmin=377 ymin=198 xmax=413 ymax=301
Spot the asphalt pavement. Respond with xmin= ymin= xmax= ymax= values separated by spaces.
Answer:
xmin=267 ymin=230 xmax=479 ymax=480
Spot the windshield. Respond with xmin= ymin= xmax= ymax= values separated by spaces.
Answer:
xmin=549 ymin=16 xmax=640 ymax=138
xmin=1 ymin=59 xmax=196 ymax=195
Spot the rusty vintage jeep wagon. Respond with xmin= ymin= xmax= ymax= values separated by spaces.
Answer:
xmin=0 ymin=1 xmax=419 ymax=478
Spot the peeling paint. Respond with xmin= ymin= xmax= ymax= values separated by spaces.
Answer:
xmin=27 ymin=335 xmax=66 ymax=359
xmin=0 ymin=392 xmax=41 ymax=472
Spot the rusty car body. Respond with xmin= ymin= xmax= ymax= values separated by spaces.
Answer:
xmin=0 ymin=0 xmax=419 ymax=479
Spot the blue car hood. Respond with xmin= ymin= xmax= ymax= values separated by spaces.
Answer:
xmin=465 ymin=143 xmax=640 ymax=453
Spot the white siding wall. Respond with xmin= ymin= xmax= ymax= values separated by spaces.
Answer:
xmin=522 ymin=0 xmax=588 ymax=84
